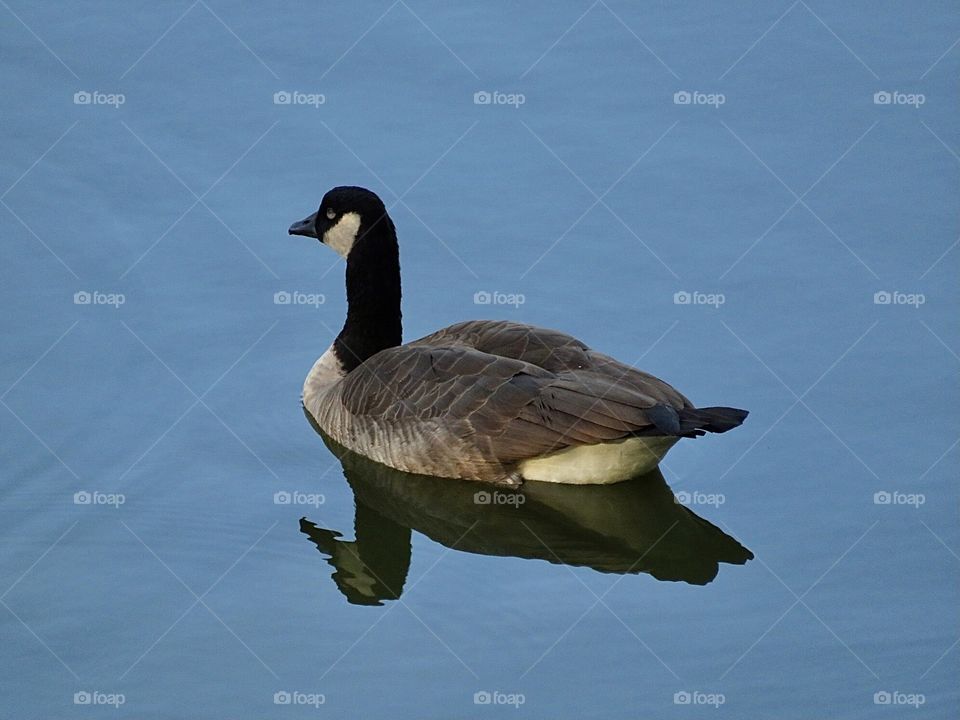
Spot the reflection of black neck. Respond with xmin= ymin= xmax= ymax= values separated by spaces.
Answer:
xmin=300 ymin=504 xmax=410 ymax=607
xmin=334 ymin=214 xmax=402 ymax=373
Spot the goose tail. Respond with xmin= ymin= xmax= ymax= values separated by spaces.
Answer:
xmin=677 ymin=406 xmax=749 ymax=436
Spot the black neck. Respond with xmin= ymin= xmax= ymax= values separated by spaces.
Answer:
xmin=333 ymin=213 xmax=402 ymax=373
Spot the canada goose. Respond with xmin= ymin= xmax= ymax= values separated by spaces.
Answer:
xmin=289 ymin=186 xmax=747 ymax=485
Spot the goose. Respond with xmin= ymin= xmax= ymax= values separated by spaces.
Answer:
xmin=288 ymin=186 xmax=747 ymax=486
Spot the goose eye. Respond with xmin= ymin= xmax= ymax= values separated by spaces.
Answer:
xmin=325 ymin=208 xmax=337 ymax=220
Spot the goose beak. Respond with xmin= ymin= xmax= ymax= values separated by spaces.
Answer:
xmin=289 ymin=211 xmax=319 ymax=238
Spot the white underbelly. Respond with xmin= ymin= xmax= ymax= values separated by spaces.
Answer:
xmin=518 ymin=436 xmax=679 ymax=485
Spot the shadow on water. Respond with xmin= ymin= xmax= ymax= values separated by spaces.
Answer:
xmin=301 ymin=425 xmax=753 ymax=606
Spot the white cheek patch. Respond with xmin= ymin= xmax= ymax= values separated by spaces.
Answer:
xmin=323 ymin=212 xmax=361 ymax=258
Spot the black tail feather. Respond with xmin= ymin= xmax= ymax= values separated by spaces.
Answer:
xmin=677 ymin=406 xmax=748 ymax=436
xmin=632 ymin=406 xmax=748 ymax=438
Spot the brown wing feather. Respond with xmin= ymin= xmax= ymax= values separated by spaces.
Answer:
xmin=338 ymin=321 xmax=692 ymax=467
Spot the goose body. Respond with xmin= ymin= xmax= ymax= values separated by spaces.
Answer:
xmin=290 ymin=186 xmax=747 ymax=486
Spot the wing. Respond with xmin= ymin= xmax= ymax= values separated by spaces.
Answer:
xmin=337 ymin=321 xmax=694 ymax=467
xmin=411 ymin=320 xmax=691 ymax=408
xmin=338 ymin=344 xmax=548 ymax=429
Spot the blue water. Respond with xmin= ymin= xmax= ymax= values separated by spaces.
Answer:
xmin=2 ymin=2 xmax=958 ymax=718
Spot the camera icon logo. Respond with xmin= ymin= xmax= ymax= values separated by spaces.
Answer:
xmin=273 ymin=91 xmax=292 ymax=105
xmin=874 ymin=691 xmax=891 ymax=705
xmin=74 ymin=691 xmax=92 ymax=704
xmin=274 ymin=290 xmax=291 ymax=305
xmin=473 ymin=490 xmax=491 ymax=505
xmin=74 ymin=290 xmax=91 ymax=305
xmin=673 ymin=291 xmax=691 ymax=305
xmin=74 ymin=491 xmax=92 ymax=505
xmin=274 ymin=690 xmax=292 ymax=704
xmin=873 ymin=91 xmax=892 ymax=105
xmin=473 ymin=290 xmax=492 ymax=305
xmin=474 ymin=691 xmax=492 ymax=704
xmin=674 ymin=691 xmax=692 ymax=704
xmin=873 ymin=290 xmax=891 ymax=305
xmin=274 ymin=491 xmax=292 ymax=505
xmin=473 ymin=91 xmax=492 ymax=105
xmin=873 ymin=491 xmax=892 ymax=505
xmin=73 ymin=91 xmax=92 ymax=105
xmin=673 ymin=91 xmax=691 ymax=105
xmin=673 ymin=491 xmax=691 ymax=505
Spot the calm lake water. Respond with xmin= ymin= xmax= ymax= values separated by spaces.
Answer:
xmin=2 ymin=2 xmax=958 ymax=718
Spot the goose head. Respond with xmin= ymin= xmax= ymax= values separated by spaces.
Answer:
xmin=288 ymin=186 xmax=391 ymax=259
xmin=289 ymin=185 xmax=403 ymax=374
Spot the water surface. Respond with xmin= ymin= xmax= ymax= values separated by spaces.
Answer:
xmin=2 ymin=2 xmax=958 ymax=718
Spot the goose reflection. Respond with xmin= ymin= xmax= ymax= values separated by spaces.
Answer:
xmin=302 ymin=431 xmax=753 ymax=606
